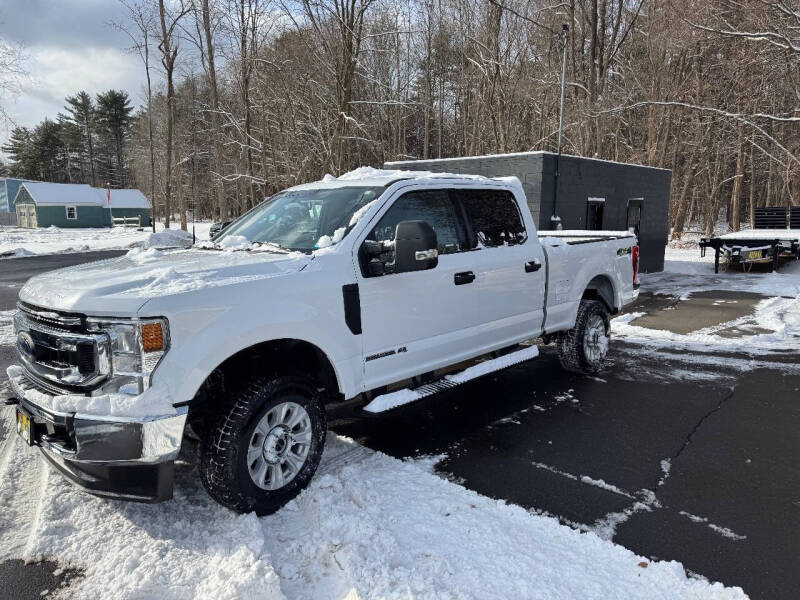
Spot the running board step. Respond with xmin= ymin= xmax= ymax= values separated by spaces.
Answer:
xmin=362 ymin=345 xmax=539 ymax=414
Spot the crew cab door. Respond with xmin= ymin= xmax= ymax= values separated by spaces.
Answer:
xmin=356 ymin=188 xmax=483 ymax=390
xmin=453 ymin=187 xmax=547 ymax=349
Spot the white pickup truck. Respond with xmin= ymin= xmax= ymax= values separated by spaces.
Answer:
xmin=7 ymin=169 xmax=639 ymax=514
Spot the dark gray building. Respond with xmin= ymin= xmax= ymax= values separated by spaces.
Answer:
xmin=385 ymin=151 xmax=671 ymax=272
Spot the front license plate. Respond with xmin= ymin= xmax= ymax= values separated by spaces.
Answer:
xmin=748 ymin=250 xmax=762 ymax=260
xmin=16 ymin=408 xmax=34 ymax=446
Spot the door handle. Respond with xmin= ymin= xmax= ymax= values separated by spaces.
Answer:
xmin=525 ymin=260 xmax=542 ymax=273
xmin=454 ymin=271 xmax=476 ymax=285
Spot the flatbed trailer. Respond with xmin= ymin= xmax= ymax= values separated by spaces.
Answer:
xmin=699 ymin=229 xmax=800 ymax=273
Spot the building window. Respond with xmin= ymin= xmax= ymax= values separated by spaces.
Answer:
xmin=66 ymin=206 xmax=77 ymax=220
xmin=586 ymin=198 xmax=605 ymax=231
xmin=627 ymin=198 xmax=643 ymax=237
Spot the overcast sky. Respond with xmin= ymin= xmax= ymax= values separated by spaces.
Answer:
xmin=0 ymin=0 xmax=149 ymax=152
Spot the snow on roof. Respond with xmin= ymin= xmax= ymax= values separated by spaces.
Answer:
xmin=385 ymin=150 xmax=672 ymax=172
xmin=93 ymin=188 xmax=151 ymax=209
xmin=20 ymin=182 xmax=101 ymax=205
xmin=17 ymin=182 xmax=150 ymax=209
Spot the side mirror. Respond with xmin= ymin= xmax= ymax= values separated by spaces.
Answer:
xmin=367 ymin=258 xmax=385 ymax=276
xmin=394 ymin=220 xmax=438 ymax=273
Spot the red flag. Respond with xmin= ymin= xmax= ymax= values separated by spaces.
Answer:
xmin=107 ymin=187 xmax=111 ymax=206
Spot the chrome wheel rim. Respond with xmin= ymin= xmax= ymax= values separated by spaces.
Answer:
xmin=583 ymin=314 xmax=609 ymax=364
xmin=247 ymin=401 xmax=312 ymax=490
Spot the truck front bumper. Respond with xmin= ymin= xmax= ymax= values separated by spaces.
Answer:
xmin=7 ymin=367 xmax=187 ymax=503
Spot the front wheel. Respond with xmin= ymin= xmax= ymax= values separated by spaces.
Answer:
xmin=199 ymin=375 xmax=327 ymax=515
xmin=556 ymin=299 xmax=610 ymax=374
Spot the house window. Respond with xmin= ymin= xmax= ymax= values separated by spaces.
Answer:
xmin=66 ymin=206 xmax=77 ymax=220
xmin=586 ymin=198 xmax=605 ymax=231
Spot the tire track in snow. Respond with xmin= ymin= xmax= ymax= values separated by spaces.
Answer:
xmin=0 ymin=405 xmax=47 ymax=560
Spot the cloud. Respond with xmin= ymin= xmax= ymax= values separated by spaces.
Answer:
xmin=1 ymin=45 xmax=146 ymax=151
xmin=0 ymin=0 xmax=128 ymax=49
xmin=0 ymin=2 xmax=150 ymax=152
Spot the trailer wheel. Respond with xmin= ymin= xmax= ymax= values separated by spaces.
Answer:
xmin=556 ymin=300 xmax=610 ymax=374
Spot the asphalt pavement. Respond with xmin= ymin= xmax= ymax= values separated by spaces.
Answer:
xmin=1 ymin=251 xmax=798 ymax=599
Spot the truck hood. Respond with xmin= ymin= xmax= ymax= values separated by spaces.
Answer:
xmin=19 ymin=248 xmax=312 ymax=316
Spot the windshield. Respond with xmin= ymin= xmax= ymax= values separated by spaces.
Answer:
xmin=215 ymin=186 xmax=385 ymax=253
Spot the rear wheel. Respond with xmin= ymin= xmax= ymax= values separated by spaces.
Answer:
xmin=556 ymin=299 xmax=610 ymax=374
xmin=199 ymin=375 xmax=326 ymax=515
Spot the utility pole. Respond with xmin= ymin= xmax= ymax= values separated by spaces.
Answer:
xmin=550 ymin=23 xmax=569 ymax=230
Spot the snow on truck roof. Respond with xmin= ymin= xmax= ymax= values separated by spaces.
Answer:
xmin=292 ymin=166 xmax=520 ymax=190
xmin=17 ymin=182 xmax=150 ymax=209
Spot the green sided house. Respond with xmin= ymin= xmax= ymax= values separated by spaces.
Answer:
xmin=100 ymin=188 xmax=152 ymax=228
xmin=13 ymin=182 xmax=151 ymax=228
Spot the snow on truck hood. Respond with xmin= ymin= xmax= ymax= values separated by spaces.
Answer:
xmin=19 ymin=247 xmax=311 ymax=316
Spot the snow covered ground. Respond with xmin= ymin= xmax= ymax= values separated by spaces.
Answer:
xmin=645 ymin=242 xmax=800 ymax=298
xmin=0 ymin=221 xmax=213 ymax=258
xmin=0 ymin=414 xmax=745 ymax=600
xmin=1 ymin=231 xmax=794 ymax=599
xmin=610 ymin=244 xmax=800 ymax=382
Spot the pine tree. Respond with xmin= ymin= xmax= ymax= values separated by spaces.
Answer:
xmin=61 ymin=91 xmax=98 ymax=186
xmin=96 ymin=90 xmax=133 ymax=187
xmin=1 ymin=127 xmax=36 ymax=179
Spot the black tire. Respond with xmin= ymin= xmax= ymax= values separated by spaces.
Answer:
xmin=556 ymin=299 xmax=610 ymax=374
xmin=199 ymin=375 xmax=327 ymax=515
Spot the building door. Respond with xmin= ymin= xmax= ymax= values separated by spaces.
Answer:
xmin=586 ymin=198 xmax=605 ymax=230
xmin=16 ymin=205 xmax=35 ymax=228
xmin=627 ymin=198 xmax=643 ymax=237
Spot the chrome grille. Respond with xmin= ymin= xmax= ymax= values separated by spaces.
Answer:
xmin=18 ymin=301 xmax=83 ymax=331
xmin=13 ymin=310 xmax=111 ymax=390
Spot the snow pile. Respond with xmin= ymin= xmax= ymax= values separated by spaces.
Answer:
xmin=3 ymin=432 xmax=746 ymax=600
xmin=613 ymin=295 xmax=800 ymax=355
xmin=125 ymin=247 xmax=164 ymax=264
xmin=139 ymin=228 xmax=194 ymax=249
xmin=315 ymin=227 xmax=347 ymax=250
xmin=216 ymin=234 xmax=250 ymax=250
xmin=0 ymin=223 xmax=211 ymax=258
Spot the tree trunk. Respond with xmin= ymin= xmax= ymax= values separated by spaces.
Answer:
xmin=202 ymin=0 xmax=227 ymax=221
xmin=729 ymin=124 xmax=744 ymax=231
xmin=158 ymin=0 xmax=178 ymax=229
xmin=178 ymin=168 xmax=187 ymax=231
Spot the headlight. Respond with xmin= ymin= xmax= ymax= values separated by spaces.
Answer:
xmin=86 ymin=317 xmax=169 ymax=395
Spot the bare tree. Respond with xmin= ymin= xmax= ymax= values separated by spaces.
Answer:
xmin=197 ymin=0 xmax=228 ymax=220
xmin=115 ymin=0 xmax=159 ymax=231
xmin=0 ymin=38 xmax=27 ymax=125
xmin=157 ymin=0 xmax=188 ymax=228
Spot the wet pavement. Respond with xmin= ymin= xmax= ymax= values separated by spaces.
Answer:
xmin=2 ymin=251 xmax=799 ymax=599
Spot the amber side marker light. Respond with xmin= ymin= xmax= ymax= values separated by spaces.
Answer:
xmin=141 ymin=322 xmax=165 ymax=352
